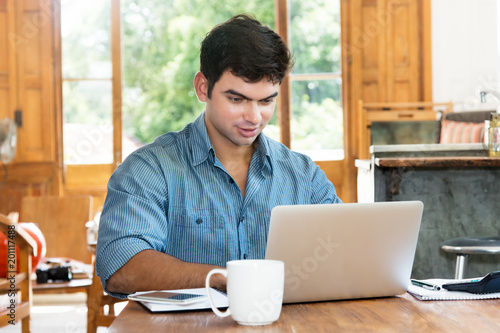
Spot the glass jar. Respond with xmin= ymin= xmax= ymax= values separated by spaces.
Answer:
xmin=488 ymin=113 xmax=500 ymax=157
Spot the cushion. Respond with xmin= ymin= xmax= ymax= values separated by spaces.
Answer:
xmin=439 ymin=120 xmax=486 ymax=144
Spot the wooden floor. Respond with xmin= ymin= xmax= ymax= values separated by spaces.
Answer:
xmin=0 ymin=293 xmax=125 ymax=332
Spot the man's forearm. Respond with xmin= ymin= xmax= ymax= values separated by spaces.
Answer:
xmin=105 ymin=249 xmax=226 ymax=294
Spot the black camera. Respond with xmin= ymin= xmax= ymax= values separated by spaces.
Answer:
xmin=36 ymin=261 xmax=73 ymax=283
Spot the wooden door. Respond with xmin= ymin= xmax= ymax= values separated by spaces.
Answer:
xmin=2 ymin=0 xmax=57 ymax=162
xmin=0 ymin=0 xmax=60 ymax=214
xmin=341 ymin=0 xmax=432 ymax=201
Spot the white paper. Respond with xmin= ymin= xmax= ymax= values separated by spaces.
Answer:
xmin=407 ymin=278 xmax=500 ymax=301
xmin=128 ymin=287 xmax=228 ymax=312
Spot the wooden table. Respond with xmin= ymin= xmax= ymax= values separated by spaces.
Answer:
xmin=108 ymin=293 xmax=500 ymax=332
xmin=32 ymin=257 xmax=93 ymax=294
xmin=32 ymin=278 xmax=92 ymax=294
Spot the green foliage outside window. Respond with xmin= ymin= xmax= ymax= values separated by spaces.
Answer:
xmin=121 ymin=0 xmax=274 ymax=143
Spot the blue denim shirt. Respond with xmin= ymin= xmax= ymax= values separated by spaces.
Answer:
xmin=96 ymin=112 xmax=342 ymax=297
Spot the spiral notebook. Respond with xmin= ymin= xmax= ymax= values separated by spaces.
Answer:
xmin=408 ymin=279 xmax=500 ymax=301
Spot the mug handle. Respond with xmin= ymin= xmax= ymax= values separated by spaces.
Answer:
xmin=205 ymin=268 xmax=231 ymax=318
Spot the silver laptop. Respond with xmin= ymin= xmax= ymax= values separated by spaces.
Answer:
xmin=265 ymin=201 xmax=423 ymax=303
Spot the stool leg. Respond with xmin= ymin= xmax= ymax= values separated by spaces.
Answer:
xmin=455 ymin=254 xmax=468 ymax=279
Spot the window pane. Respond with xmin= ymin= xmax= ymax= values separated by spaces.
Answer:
xmin=61 ymin=0 xmax=111 ymax=79
xmin=291 ymin=79 xmax=344 ymax=160
xmin=121 ymin=0 xmax=275 ymax=153
xmin=63 ymin=81 xmax=113 ymax=164
xmin=289 ymin=0 xmax=341 ymax=74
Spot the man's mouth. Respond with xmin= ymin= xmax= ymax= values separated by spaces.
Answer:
xmin=238 ymin=126 xmax=259 ymax=138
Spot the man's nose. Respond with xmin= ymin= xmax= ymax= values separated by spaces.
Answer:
xmin=243 ymin=102 xmax=262 ymax=124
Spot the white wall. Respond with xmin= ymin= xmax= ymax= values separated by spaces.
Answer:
xmin=432 ymin=0 xmax=500 ymax=111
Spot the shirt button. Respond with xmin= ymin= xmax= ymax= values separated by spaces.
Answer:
xmin=229 ymin=178 xmax=234 ymax=184
xmin=243 ymin=254 xmax=248 ymax=259
xmin=239 ymin=217 xmax=244 ymax=223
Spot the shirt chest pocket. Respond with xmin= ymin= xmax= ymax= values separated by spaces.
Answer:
xmin=171 ymin=211 xmax=224 ymax=228
xmin=167 ymin=210 xmax=225 ymax=265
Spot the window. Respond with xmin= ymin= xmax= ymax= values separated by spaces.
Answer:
xmin=60 ymin=0 xmax=344 ymax=189
xmin=281 ymin=0 xmax=343 ymax=161
xmin=61 ymin=0 xmax=117 ymax=165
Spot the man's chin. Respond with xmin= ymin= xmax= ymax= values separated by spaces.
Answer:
xmin=231 ymin=135 xmax=259 ymax=147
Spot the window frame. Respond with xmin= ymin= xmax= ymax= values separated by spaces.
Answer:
xmin=61 ymin=0 xmax=121 ymax=191
xmin=274 ymin=0 xmax=345 ymax=157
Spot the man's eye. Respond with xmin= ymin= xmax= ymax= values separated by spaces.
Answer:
xmin=261 ymin=99 xmax=273 ymax=105
xmin=230 ymin=97 xmax=242 ymax=102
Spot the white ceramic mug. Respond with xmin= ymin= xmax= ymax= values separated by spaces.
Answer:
xmin=205 ymin=259 xmax=284 ymax=326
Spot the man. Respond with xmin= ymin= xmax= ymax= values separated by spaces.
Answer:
xmin=96 ymin=14 xmax=342 ymax=299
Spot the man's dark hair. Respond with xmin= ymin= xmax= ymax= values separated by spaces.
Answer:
xmin=200 ymin=14 xmax=293 ymax=98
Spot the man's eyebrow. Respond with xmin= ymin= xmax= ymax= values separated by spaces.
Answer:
xmin=223 ymin=89 xmax=278 ymax=101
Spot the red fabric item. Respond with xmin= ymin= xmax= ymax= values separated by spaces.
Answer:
xmin=440 ymin=120 xmax=486 ymax=144
xmin=0 ymin=223 xmax=46 ymax=277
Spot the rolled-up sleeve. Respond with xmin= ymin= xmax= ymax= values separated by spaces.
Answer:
xmin=95 ymin=149 xmax=168 ymax=298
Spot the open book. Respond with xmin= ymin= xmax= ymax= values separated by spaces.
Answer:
xmin=408 ymin=278 xmax=500 ymax=301
xmin=128 ymin=288 xmax=228 ymax=312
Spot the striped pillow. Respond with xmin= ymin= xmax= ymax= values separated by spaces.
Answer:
xmin=439 ymin=120 xmax=486 ymax=144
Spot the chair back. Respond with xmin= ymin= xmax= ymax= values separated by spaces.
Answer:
xmin=20 ymin=196 xmax=93 ymax=264
xmin=357 ymin=100 xmax=453 ymax=159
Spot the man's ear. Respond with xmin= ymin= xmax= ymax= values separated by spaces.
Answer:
xmin=194 ymin=72 xmax=209 ymax=102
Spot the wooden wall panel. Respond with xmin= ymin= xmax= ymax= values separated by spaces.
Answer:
xmin=394 ymin=82 xmax=410 ymax=102
xmin=23 ymin=89 xmax=44 ymax=159
xmin=0 ymin=161 xmax=53 ymax=215
xmin=0 ymin=74 xmax=7 ymax=88
xmin=0 ymin=90 xmax=8 ymax=117
xmin=353 ymin=0 xmax=425 ymax=106
xmin=15 ymin=2 xmax=55 ymax=163
xmin=386 ymin=0 xmax=421 ymax=102
xmin=361 ymin=1 xmax=380 ymax=103
xmin=0 ymin=6 xmax=10 ymax=119
xmin=362 ymin=81 xmax=379 ymax=102
xmin=0 ymin=0 xmax=59 ymax=215
xmin=20 ymin=195 xmax=93 ymax=264
xmin=343 ymin=0 xmax=431 ymax=201
xmin=0 ymin=12 xmax=7 ymax=71
xmin=23 ymin=0 xmax=39 ymax=11
xmin=65 ymin=187 xmax=107 ymax=215
xmin=361 ymin=4 xmax=379 ymax=69
xmin=22 ymin=13 xmax=42 ymax=73
xmin=39 ymin=0 xmax=56 ymax=162
xmin=0 ymin=181 xmax=49 ymax=214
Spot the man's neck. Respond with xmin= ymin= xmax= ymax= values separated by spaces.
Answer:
xmin=210 ymin=137 xmax=257 ymax=198
xmin=211 ymin=137 xmax=256 ymax=168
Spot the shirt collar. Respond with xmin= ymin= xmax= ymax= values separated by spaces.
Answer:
xmin=255 ymin=132 xmax=273 ymax=173
xmin=191 ymin=112 xmax=214 ymax=166
xmin=190 ymin=111 xmax=273 ymax=172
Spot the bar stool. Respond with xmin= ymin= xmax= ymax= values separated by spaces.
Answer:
xmin=440 ymin=236 xmax=500 ymax=279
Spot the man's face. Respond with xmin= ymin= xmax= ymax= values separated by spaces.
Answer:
xmin=196 ymin=71 xmax=279 ymax=149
